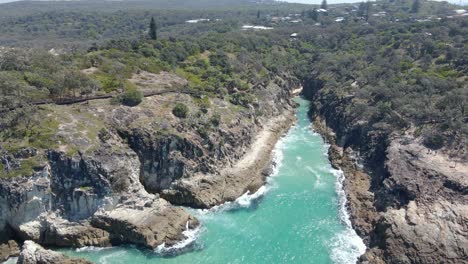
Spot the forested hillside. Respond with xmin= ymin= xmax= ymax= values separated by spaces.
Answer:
xmin=1 ymin=0 xmax=465 ymax=163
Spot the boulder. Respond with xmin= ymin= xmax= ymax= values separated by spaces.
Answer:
xmin=91 ymin=202 xmax=198 ymax=248
xmin=42 ymin=218 xmax=111 ymax=247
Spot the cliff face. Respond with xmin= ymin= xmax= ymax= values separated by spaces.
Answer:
xmin=0 ymin=139 xmax=194 ymax=253
xmin=0 ymin=74 xmax=297 ymax=262
xmin=117 ymin=77 xmax=297 ymax=209
xmin=303 ymin=78 xmax=468 ymax=264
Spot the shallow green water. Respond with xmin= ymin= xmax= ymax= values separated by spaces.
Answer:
xmin=62 ymin=97 xmax=365 ymax=264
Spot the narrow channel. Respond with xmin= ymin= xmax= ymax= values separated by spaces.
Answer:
xmin=62 ymin=97 xmax=366 ymax=264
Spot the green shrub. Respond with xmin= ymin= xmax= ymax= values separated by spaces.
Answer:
xmin=423 ymin=132 xmax=445 ymax=150
xmin=230 ymin=92 xmax=254 ymax=107
xmin=92 ymin=73 xmax=119 ymax=92
xmin=400 ymin=60 xmax=414 ymax=71
xmin=210 ymin=113 xmax=221 ymax=127
xmin=173 ymin=103 xmax=189 ymax=118
xmin=197 ymin=125 xmax=209 ymax=139
xmin=120 ymin=89 xmax=143 ymax=107
xmin=98 ymin=128 xmax=111 ymax=142
xmin=195 ymin=96 xmax=211 ymax=113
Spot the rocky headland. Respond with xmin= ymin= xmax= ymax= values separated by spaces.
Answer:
xmin=0 ymin=72 xmax=298 ymax=263
xmin=304 ymin=79 xmax=468 ymax=264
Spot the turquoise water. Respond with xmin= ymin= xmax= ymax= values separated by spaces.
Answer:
xmin=62 ymin=97 xmax=365 ymax=264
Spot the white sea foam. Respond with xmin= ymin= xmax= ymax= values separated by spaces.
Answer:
xmin=236 ymin=185 xmax=268 ymax=207
xmin=322 ymin=143 xmax=331 ymax=156
xmin=329 ymin=167 xmax=367 ymax=264
xmin=154 ymin=221 xmax=202 ymax=256
xmin=192 ymin=185 xmax=272 ymax=217
xmin=76 ymin=246 xmax=111 ymax=253
xmin=310 ymin=128 xmax=321 ymax=137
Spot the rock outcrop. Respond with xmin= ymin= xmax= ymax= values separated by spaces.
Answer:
xmin=304 ymin=78 xmax=468 ymax=264
xmin=91 ymin=200 xmax=198 ymax=248
xmin=160 ymin=111 xmax=295 ymax=208
xmin=0 ymin=240 xmax=20 ymax=262
xmin=17 ymin=241 xmax=92 ymax=264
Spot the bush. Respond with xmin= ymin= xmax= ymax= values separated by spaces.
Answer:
xmin=24 ymin=72 xmax=54 ymax=88
xmin=120 ymin=89 xmax=143 ymax=107
xmin=197 ymin=125 xmax=209 ymax=139
xmin=423 ymin=133 xmax=445 ymax=150
xmin=230 ymin=92 xmax=255 ymax=107
xmin=173 ymin=103 xmax=189 ymax=118
xmin=195 ymin=96 xmax=211 ymax=113
xmin=210 ymin=113 xmax=221 ymax=127
xmin=98 ymin=128 xmax=111 ymax=142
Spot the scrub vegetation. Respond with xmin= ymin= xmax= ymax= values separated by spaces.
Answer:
xmin=0 ymin=0 xmax=466 ymax=178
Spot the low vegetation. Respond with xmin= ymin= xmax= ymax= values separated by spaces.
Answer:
xmin=173 ymin=103 xmax=189 ymax=118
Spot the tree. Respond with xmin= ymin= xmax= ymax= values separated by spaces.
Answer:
xmin=149 ymin=17 xmax=157 ymax=40
xmin=0 ymin=50 xmax=30 ymax=71
xmin=320 ymin=0 xmax=327 ymax=10
xmin=357 ymin=2 xmax=366 ymax=17
xmin=411 ymin=0 xmax=420 ymax=13
xmin=308 ymin=8 xmax=318 ymax=21
xmin=365 ymin=1 xmax=371 ymax=21
xmin=359 ymin=1 xmax=371 ymax=21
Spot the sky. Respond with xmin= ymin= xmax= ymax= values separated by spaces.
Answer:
xmin=0 ymin=0 xmax=464 ymax=4
xmin=0 ymin=0 xmax=362 ymax=4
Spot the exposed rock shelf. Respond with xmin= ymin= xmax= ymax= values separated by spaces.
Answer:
xmin=17 ymin=241 xmax=92 ymax=264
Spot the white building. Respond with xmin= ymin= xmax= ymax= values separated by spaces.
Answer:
xmin=186 ymin=19 xmax=210 ymax=24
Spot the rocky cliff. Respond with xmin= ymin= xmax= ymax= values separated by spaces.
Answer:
xmin=303 ymin=78 xmax=468 ymax=264
xmin=0 ymin=73 xmax=297 ymax=263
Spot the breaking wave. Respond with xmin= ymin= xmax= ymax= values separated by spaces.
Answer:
xmin=154 ymin=221 xmax=202 ymax=257
xmin=329 ymin=167 xmax=367 ymax=264
xmin=76 ymin=246 xmax=112 ymax=253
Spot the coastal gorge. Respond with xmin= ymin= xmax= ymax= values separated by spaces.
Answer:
xmin=0 ymin=0 xmax=466 ymax=263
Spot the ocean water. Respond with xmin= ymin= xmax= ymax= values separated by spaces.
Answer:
xmin=62 ymin=97 xmax=365 ymax=264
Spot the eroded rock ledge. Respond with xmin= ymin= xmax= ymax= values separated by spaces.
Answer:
xmin=17 ymin=241 xmax=92 ymax=264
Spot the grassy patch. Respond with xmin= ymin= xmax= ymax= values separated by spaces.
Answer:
xmin=28 ymin=118 xmax=61 ymax=150
xmin=0 ymin=155 xmax=44 ymax=178
xmin=91 ymin=72 xmax=120 ymax=93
